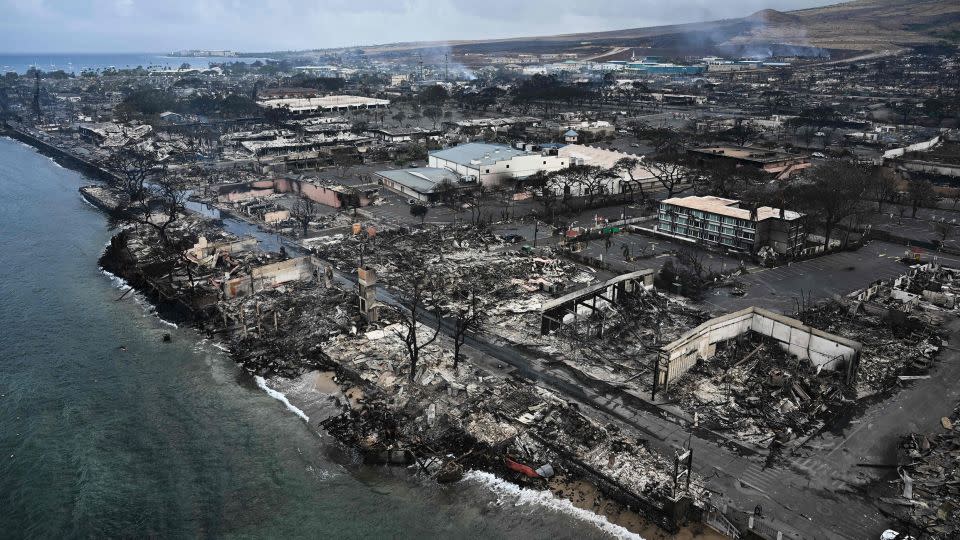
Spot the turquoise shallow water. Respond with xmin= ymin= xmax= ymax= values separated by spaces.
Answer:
xmin=0 ymin=137 xmax=621 ymax=539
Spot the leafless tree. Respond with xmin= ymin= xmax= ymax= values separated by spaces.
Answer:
xmin=612 ymin=157 xmax=648 ymax=203
xmin=449 ymin=288 xmax=487 ymax=370
xmin=637 ymin=155 xmax=690 ymax=198
xmin=423 ymin=106 xmax=443 ymax=129
xmin=907 ymin=178 xmax=936 ymax=218
xmin=464 ymin=185 xmax=491 ymax=226
xmin=145 ymin=172 xmax=188 ymax=247
xmin=388 ymin=261 xmax=446 ymax=384
xmin=290 ymin=197 xmax=315 ymax=236
xmin=107 ymin=144 xmax=156 ymax=210
xmin=868 ymin=167 xmax=900 ymax=213
xmin=788 ymin=161 xmax=870 ymax=248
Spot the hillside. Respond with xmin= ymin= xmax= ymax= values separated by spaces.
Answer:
xmin=354 ymin=0 xmax=960 ymax=60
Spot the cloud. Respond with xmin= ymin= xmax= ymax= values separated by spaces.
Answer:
xmin=0 ymin=0 xmax=838 ymax=53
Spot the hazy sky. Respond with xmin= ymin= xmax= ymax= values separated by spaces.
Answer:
xmin=1 ymin=0 xmax=840 ymax=53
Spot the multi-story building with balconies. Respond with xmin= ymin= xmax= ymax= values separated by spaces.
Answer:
xmin=658 ymin=196 xmax=805 ymax=256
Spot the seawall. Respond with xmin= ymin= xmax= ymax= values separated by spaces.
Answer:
xmin=2 ymin=121 xmax=119 ymax=183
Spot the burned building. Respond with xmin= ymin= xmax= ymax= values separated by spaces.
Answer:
xmin=688 ymin=146 xmax=811 ymax=179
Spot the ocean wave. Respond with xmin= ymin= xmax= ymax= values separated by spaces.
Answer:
xmin=99 ymin=267 xmax=131 ymax=290
xmin=255 ymin=376 xmax=310 ymax=423
xmin=130 ymin=295 xmax=179 ymax=328
xmin=101 ymin=267 xmax=180 ymax=328
xmin=79 ymin=193 xmax=99 ymax=209
xmin=462 ymin=470 xmax=643 ymax=540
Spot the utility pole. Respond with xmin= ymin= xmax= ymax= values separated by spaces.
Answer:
xmin=444 ymin=53 xmax=449 ymax=81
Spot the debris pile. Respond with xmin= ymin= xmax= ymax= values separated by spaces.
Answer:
xmin=667 ymin=338 xmax=849 ymax=446
xmin=886 ymin=263 xmax=960 ymax=311
xmin=225 ymin=281 xmax=358 ymax=377
xmin=884 ymin=404 xmax=960 ymax=538
xmin=804 ymin=301 xmax=946 ymax=396
xmin=530 ymin=289 xmax=708 ymax=389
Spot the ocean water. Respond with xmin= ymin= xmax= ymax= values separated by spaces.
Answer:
xmin=0 ymin=53 xmax=273 ymax=75
xmin=0 ymin=136 xmax=630 ymax=539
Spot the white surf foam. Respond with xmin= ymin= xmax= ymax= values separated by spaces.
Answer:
xmin=101 ymin=267 xmax=180 ymax=328
xmin=462 ymin=470 xmax=644 ymax=540
xmin=79 ymin=193 xmax=99 ymax=209
xmin=99 ymin=267 xmax=131 ymax=290
xmin=255 ymin=376 xmax=310 ymax=423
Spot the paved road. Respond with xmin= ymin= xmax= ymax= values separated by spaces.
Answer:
xmin=289 ymin=226 xmax=922 ymax=539
xmin=454 ymin=327 xmax=890 ymax=540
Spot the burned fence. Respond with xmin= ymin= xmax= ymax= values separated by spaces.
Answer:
xmin=540 ymin=270 xmax=655 ymax=337
xmin=656 ymin=306 xmax=862 ymax=391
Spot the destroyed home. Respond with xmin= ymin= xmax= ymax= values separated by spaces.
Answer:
xmin=688 ymin=145 xmax=811 ymax=179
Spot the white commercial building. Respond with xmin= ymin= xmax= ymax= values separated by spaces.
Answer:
xmin=558 ymin=144 xmax=660 ymax=194
xmin=428 ymin=142 xmax=567 ymax=187
xmin=257 ymin=95 xmax=389 ymax=117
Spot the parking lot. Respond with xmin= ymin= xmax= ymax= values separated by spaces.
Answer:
xmin=701 ymin=241 xmax=914 ymax=314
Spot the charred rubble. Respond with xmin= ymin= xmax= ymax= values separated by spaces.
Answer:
xmin=100 ymin=219 xmax=708 ymax=534
xmin=882 ymin=403 xmax=960 ymax=539
xmin=665 ymin=270 xmax=952 ymax=448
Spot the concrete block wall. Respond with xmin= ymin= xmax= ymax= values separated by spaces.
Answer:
xmin=660 ymin=307 xmax=861 ymax=385
xmin=224 ymin=256 xmax=319 ymax=298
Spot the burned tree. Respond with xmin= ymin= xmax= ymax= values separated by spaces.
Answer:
xmin=907 ymin=178 xmax=935 ymax=218
xmin=631 ymin=129 xmax=691 ymax=199
xmin=107 ymin=144 xmax=158 ymax=213
xmin=789 ymin=161 xmax=870 ymax=249
xmin=447 ymin=287 xmax=488 ymax=370
xmin=656 ymin=248 xmax=718 ymax=300
xmin=410 ymin=203 xmax=429 ymax=224
xmin=638 ymin=155 xmax=690 ymax=199
xmin=145 ymin=172 xmax=189 ymax=248
xmin=612 ymin=157 xmax=648 ymax=203
xmin=387 ymin=259 xmax=447 ymax=384
xmin=290 ymin=197 xmax=315 ymax=236
xmin=580 ymin=166 xmax=618 ymax=206
xmin=693 ymin=159 xmax=764 ymax=199
xmin=868 ymin=166 xmax=900 ymax=213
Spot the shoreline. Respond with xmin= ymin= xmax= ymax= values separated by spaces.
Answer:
xmin=3 ymin=129 xmax=714 ymax=539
